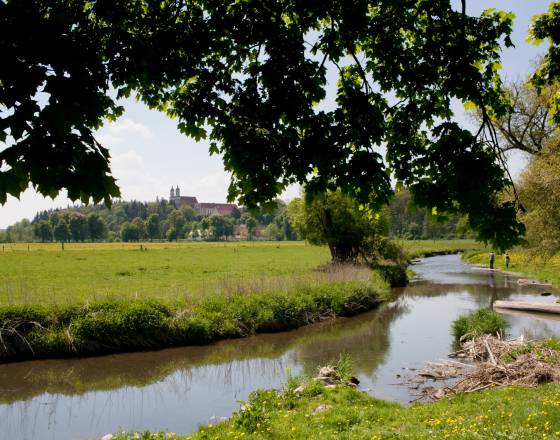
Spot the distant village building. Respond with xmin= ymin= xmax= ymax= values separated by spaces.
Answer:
xmin=169 ymin=186 xmax=238 ymax=216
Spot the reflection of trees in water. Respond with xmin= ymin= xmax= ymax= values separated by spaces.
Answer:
xmin=0 ymin=307 xmax=394 ymax=404
xmin=0 ymin=303 xmax=410 ymax=440
xmin=290 ymin=302 xmax=408 ymax=377
xmin=0 ymin=358 xmax=294 ymax=440
xmin=400 ymin=280 xmax=556 ymax=309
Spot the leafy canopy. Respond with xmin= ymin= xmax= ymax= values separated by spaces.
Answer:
xmin=530 ymin=1 xmax=560 ymax=123
xmin=1 ymin=0 xmax=527 ymax=250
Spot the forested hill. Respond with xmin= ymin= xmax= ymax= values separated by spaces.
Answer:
xmin=0 ymin=190 xmax=472 ymax=243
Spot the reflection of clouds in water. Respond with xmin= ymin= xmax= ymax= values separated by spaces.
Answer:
xmin=510 ymin=318 xmax=560 ymax=340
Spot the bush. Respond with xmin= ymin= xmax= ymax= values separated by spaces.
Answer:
xmin=452 ymin=309 xmax=508 ymax=340
xmin=71 ymin=301 xmax=173 ymax=349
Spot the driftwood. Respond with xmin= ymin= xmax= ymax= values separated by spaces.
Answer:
xmin=413 ymin=335 xmax=560 ymax=401
xmin=448 ymin=335 xmax=525 ymax=361
xmin=494 ymin=300 xmax=560 ymax=315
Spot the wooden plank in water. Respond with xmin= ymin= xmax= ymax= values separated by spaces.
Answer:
xmin=494 ymin=300 xmax=560 ymax=315
xmin=496 ymin=307 xmax=560 ymax=322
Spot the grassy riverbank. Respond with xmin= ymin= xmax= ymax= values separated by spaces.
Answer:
xmin=111 ymin=336 xmax=560 ymax=439
xmin=463 ymin=250 xmax=560 ymax=290
xmin=114 ymin=377 xmax=560 ymax=439
xmin=0 ymin=240 xmax=480 ymax=360
xmin=0 ymin=265 xmax=386 ymax=361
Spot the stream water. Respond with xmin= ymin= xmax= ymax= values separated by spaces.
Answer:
xmin=1 ymin=254 xmax=560 ymax=440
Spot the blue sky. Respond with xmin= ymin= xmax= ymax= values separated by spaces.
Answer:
xmin=0 ymin=1 xmax=553 ymax=228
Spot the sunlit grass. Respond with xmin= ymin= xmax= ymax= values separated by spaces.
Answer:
xmin=0 ymin=240 xmax=481 ymax=306
xmin=114 ymin=377 xmax=560 ymax=439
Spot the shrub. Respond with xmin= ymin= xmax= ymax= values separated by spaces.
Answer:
xmin=70 ymin=301 xmax=173 ymax=350
xmin=452 ymin=308 xmax=508 ymax=340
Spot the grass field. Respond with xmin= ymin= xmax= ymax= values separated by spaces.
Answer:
xmin=0 ymin=240 xmax=482 ymax=306
xmin=463 ymin=250 xmax=560 ymax=290
xmin=0 ymin=242 xmax=330 ymax=305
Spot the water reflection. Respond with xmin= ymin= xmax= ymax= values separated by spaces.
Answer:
xmin=1 ymin=254 xmax=560 ymax=440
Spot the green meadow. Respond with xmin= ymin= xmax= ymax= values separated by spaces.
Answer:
xmin=0 ymin=240 xmax=481 ymax=306
xmin=0 ymin=242 xmax=330 ymax=305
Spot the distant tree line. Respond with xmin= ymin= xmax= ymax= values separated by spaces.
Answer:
xmin=386 ymin=190 xmax=475 ymax=240
xmin=0 ymin=192 xmax=472 ymax=244
xmin=0 ymin=199 xmax=298 ymax=243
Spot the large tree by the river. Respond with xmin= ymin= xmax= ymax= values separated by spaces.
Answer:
xmin=2 ymin=0 xmax=540 ymax=250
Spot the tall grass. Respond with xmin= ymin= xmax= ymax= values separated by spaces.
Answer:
xmin=451 ymin=308 xmax=508 ymax=340
xmin=0 ymin=265 xmax=387 ymax=361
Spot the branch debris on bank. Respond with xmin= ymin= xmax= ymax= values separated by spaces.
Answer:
xmin=411 ymin=335 xmax=560 ymax=401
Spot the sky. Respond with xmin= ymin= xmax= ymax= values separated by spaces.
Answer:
xmin=0 ymin=1 xmax=553 ymax=228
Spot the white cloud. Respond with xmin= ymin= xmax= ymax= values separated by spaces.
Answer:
xmin=110 ymin=150 xmax=166 ymax=201
xmin=112 ymin=150 xmax=144 ymax=169
xmin=97 ymin=118 xmax=153 ymax=147
xmin=180 ymin=171 xmax=231 ymax=203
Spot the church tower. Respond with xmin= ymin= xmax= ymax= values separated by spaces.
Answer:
xmin=176 ymin=186 xmax=181 ymax=197
xmin=170 ymin=186 xmax=175 ymax=199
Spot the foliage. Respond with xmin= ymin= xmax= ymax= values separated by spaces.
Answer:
xmin=4 ymin=188 xmax=480 ymax=244
xmin=517 ymin=136 xmax=560 ymax=257
xmin=168 ymin=210 xmax=186 ymax=234
xmin=288 ymin=191 xmax=380 ymax=262
xmin=0 ymin=0 xmax=122 ymax=205
xmin=166 ymin=226 xmax=179 ymax=241
xmin=264 ymin=223 xmax=282 ymax=241
xmin=288 ymin=190 xmax=408 ymax=285
xmin=68 ymin=213 xmax=89 ymax=242
xmin=470 ymin=64 xmax=558 ymax=155
xmin=451 ymin=308 xmax=508 ymax=340
xmin=120 ymin=222 xmax=140 ymax=242
xmin=8 ymin=198 xmax=301 ymax=243
xmin=33 ymin=220 xmax=52 ymax=242
xmin=53 ymin=221 xmax=70 ymax=243
xmin=87 ymin=213 xmax=107 ymax=241
xmin=146 ymin=214 xmax=160 ymax=240
xmin=245 ymin=217 xmax=257 ymax=240
xmin=207 ymin=214 xmax=234 ymax=240
xmin=131 ymin=217 xmax=147 ymax=240
xmin=388 ymin=189 xmax=473 ymax=240
xmin=0 ymin=0 xmax=528 ymax=250
xmin=530 ymin=1 xmax=560 ymax=124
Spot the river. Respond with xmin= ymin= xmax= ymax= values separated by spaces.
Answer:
xmin=1 ymin=254 xmax=559 ymax=440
